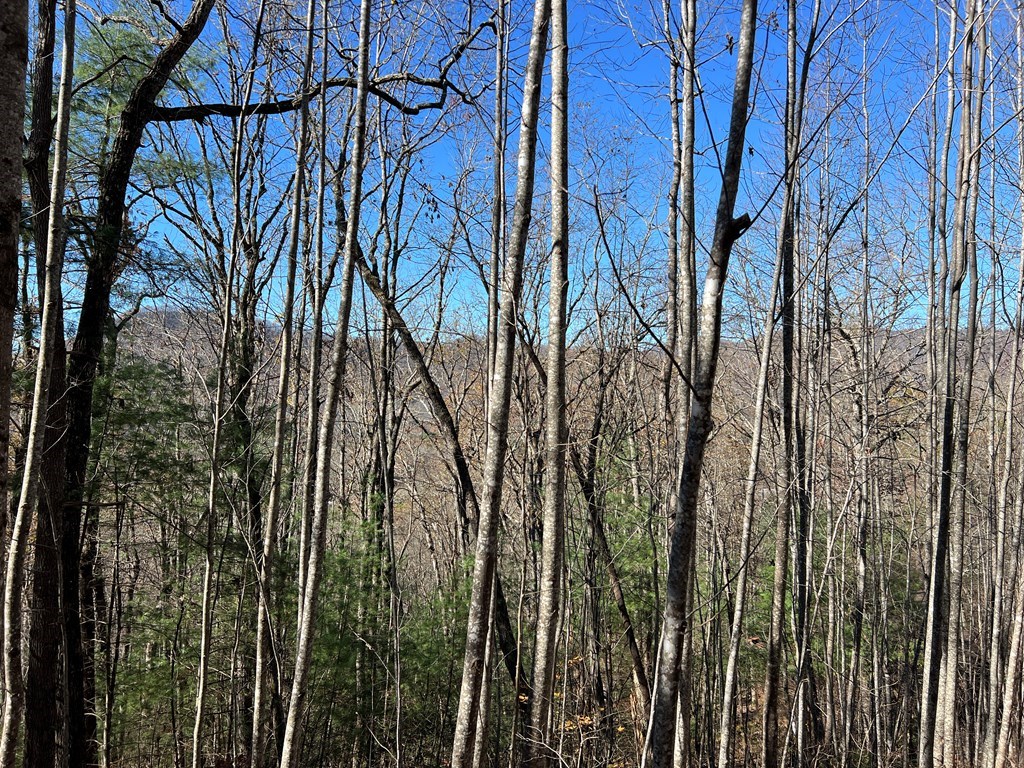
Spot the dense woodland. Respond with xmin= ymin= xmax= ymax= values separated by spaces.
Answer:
xmin=0 ymin=0 xmax=1023 ymax=766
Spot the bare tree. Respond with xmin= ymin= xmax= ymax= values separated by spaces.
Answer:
xmin=919 ymin=4 xmax=984 ymax=766
xmin=646 ymin=0 xmax=758 ymax=764
xmin=277 ymin=0 xmax=371 ymax=763
xmin=525 ymin=0 xmax=568 ymax=761
xmin=251 ymin=0 xmax=317 ymax=760
xmin=449 ymin=0 xmax=550 ymax=764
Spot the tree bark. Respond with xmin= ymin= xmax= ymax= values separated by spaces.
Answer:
xmin=277 ymin=0 xmax=371 ymax=762
xmin=646 ymin=1 xmax=758 ymax=763
xmin=448 ymin=2 xmax=550 ymax=764
xmin=0 ymin=0 xmax=74 ymax=759
xmin=938 ymin=9 xmax=984 ymax=766
xmin=59 ymin=4 xmax=216 ymax=764
xmin=251 ymin=0 xmax=315 ymax=761
xmin=919 ymin=5 xmax=980 ymax=766
xmin=525 ymin=0 xmax=568 ymax=761
xmin=0 ymin=0 xmax=28 ymax=629
xmin=988 ymin=16 xmax=1024 ymax=768
xmin=715 ymin=232 xmax=782 ymax=768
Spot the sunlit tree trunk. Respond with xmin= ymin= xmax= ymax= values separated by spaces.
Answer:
xmin=646 ymin=1 xmax=757 ymax=763
xmin=920 ymin=5 xmax=981 ymax=766
xmin=991 ymin=15 xmax=1024 ymax=768
xmin=762 ymin=3 xmax=820 ymax=762
xmin=449 ymin=1 xmax=550 ymax=763
xmin=842 ymin=38 xmax=873 ymax=763
xmin=277 ymin=0 xmax=370 ymax=762
xmin=18 ymin=0 xmax=60 ymax=761
xmin=525 ymin=0 xmax=568 ymax=759
xmin=715 ymin=231 xmax=783 ymax=768
xmin=938 ymin=8 xmax=985 ymax=766
xmin=251 ymin=0 xmax=315 ymax=760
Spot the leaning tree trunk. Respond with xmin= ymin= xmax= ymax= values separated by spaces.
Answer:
xmin=59 ymin=3 xmax=216 ymax=762
xmin=352 ymin=238 xmax=531 ymax=721
xmin=18 ymin=0 xmax=65 ymax=762
xmin=646 ymin=1 xmax=758 ymax=764
xmin=25 ymin=341 xmax=68 ymax=768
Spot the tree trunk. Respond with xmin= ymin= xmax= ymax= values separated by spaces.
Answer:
xmin=60 ymin=4 xmax=216 ymax=764
xmin=448 ymin=1 xmax=550 ymax=764
xmin=251 ymin=0 xmax=315 ymax=760
xmin=646 ymin=1 xmax=758 ymax=762
xmin=715 ymin=231 xmax=783 ymax=768
xmin=277 ymin=0 xmax=371 ymax=762
xmin=0 ymin=0 xmax=74 ymax=759
xmin=920 ymin=5 xmax=980 ymax=766
xmin=25 ymin=346 xmax=68 ymax=768
xmin=525 ymin=0 xmax=568 ymax=760
xmin=918 ymin=7 xmax=962 ymax=766
xmin=938 ymin=10 xmax=984 ymax=766
xmin=0 ymin=0 xmax=28 ymax=631
xmin=987 ymin=16 xmax=1024 ymax=767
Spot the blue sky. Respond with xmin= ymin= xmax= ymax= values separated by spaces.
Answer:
xmin=52 ymin=0 xmax=1024 ymax=347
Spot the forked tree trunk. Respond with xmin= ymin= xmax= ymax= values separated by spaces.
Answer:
xmin=919 ymin=5 xmax=979 ymax=766
xmin=646 ymin=1 xmax=757 ymax=763
xmin=938 ymin=10 xmax=985 ymax=766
